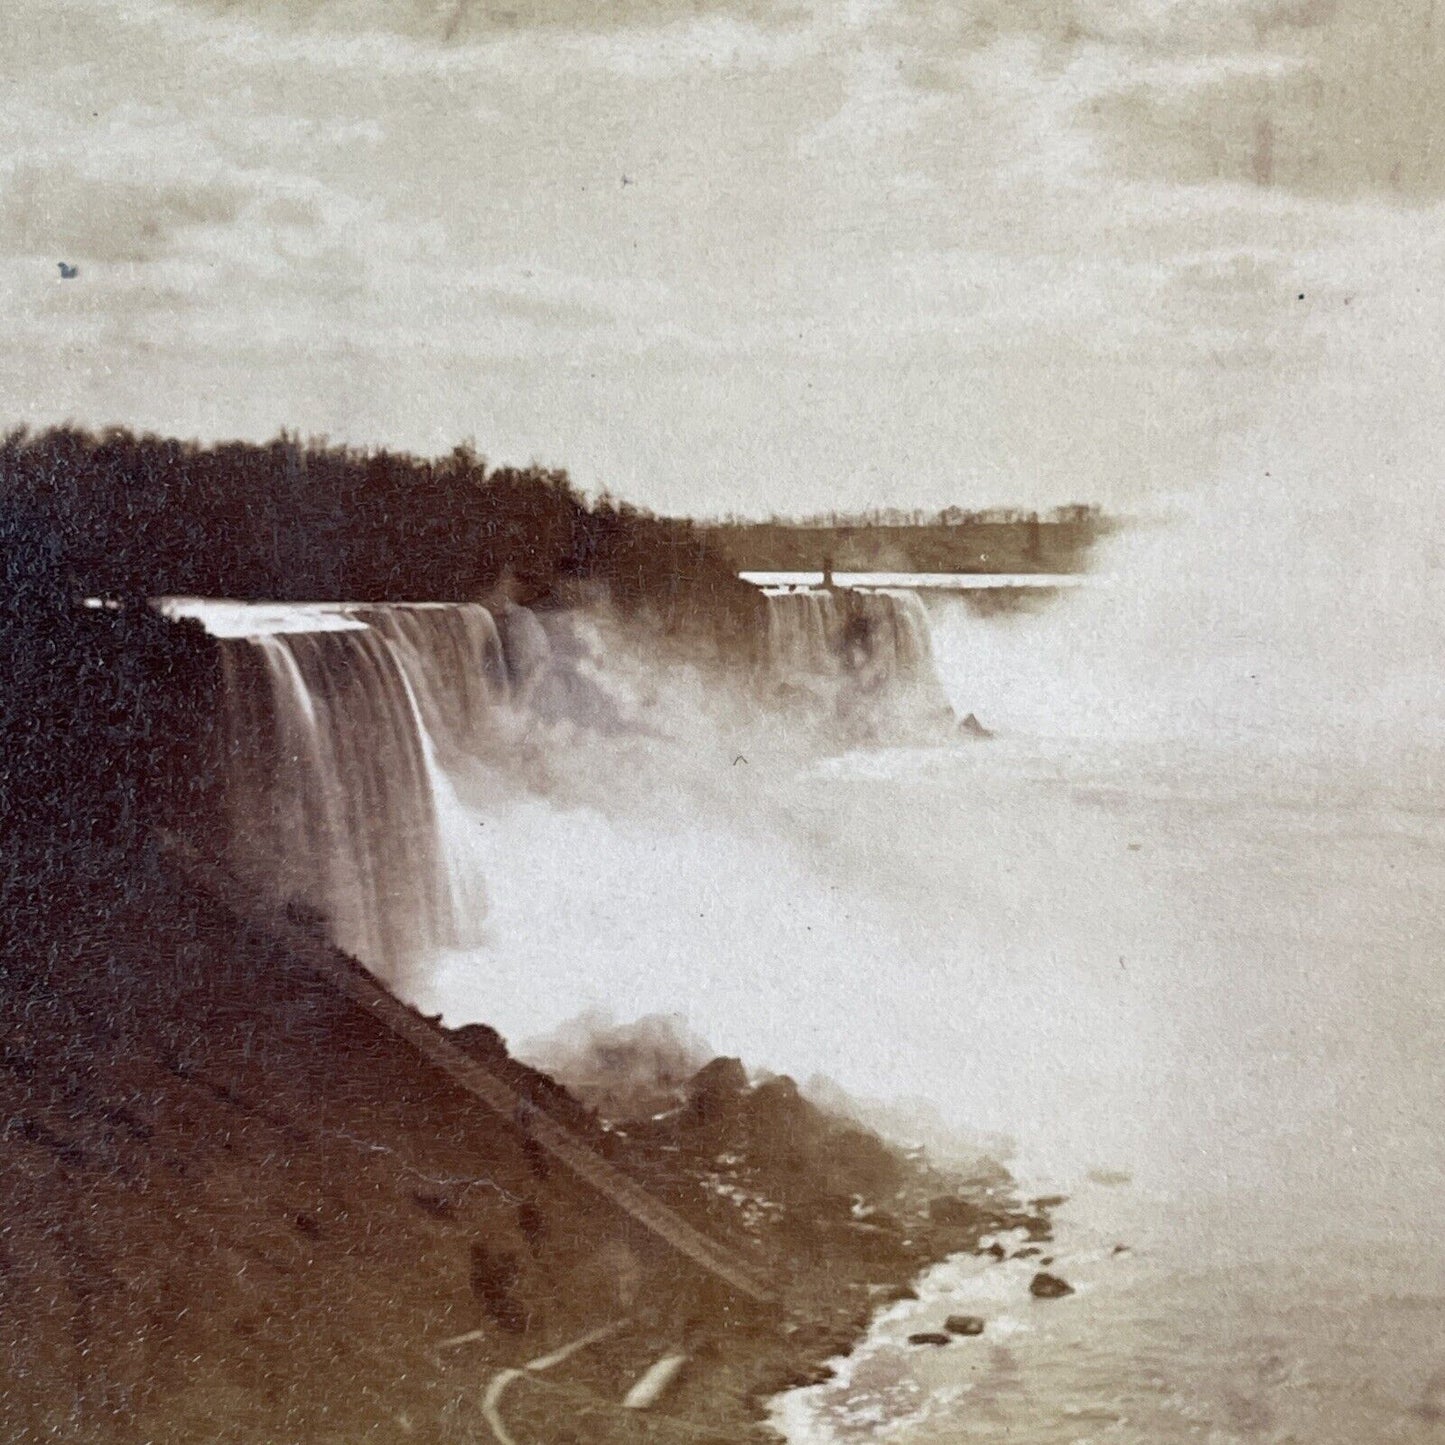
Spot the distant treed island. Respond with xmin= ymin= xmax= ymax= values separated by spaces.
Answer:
xmin=705 ymin=505 xmax=1109 ymax=577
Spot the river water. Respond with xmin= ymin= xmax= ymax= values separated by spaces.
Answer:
xmin=765 ymin=733 xmax=1445 ymax=1443
xmin=773 ymin=1177 xmax=1445 ymax=1443
xmin=418 ymin=696 xmax=1445 ymax=1442
xmin=412 ymin=558 xmax=1445 ymax=1444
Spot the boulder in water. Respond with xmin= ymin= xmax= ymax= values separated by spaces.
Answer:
xmin=944 ymin=1314 xmax=985 ymax=1337
xmin=1029 ymin=1271 xmax=1075 ymax=1300
xmin=874 ymin=1282 xmax=919 ymax=1303
xmin=907 ymin=1332 xmax=953 ymax=1348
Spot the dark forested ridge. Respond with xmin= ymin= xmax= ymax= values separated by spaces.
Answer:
xmin=0 ymin=427 xmax=755 ymax=631
xmin=0 ymin=428 xmax=1112 ymax=625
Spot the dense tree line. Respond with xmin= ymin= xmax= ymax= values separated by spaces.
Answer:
xmin=0 ymin=427 xmax=769 ymax=865
xmin=0 ymin=427 xmax=756 ymax=630
xmin=705 ymin=503 xmax=1105 ymax=529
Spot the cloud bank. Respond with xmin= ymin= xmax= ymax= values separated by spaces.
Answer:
xmin=1 ymin=0 xmax=1439 ymax=515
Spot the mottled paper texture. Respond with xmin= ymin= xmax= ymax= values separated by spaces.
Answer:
xmin=1 ymin=2 xmax=1442 ymax=1441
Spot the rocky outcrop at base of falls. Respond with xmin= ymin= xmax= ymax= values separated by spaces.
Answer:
xmin=528 ymin=1028 xmax=1054 ymax=1401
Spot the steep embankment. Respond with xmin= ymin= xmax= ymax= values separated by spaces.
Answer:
xmin=0 ymin=845 xmax=667 ymax=1443
xmin=0 ymin=838 xmax=1047 ymax=1444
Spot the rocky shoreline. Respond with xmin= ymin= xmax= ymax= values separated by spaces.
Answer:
xmin=470 ymin=1155 xmax=1056 ymax=1445
xmin=495 ymin=1043 xmax=1057 ymax=1442
xmin=0 ymin=837 xmax=1049 ymax=1444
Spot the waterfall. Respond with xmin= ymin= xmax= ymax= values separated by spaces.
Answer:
xmin=346 ymin=604 xmax=510 ymax=761
xmin=763 ymin=588 xmax=842 ymax=678
xmin=156 ymin=587 xmax=954 ymax=987
xmin=760 ymin=586 xmax=953 ymax=731
xmin=163 ymin=599 xmax=495 ymax=986
xmin=157 ymin=596 xmax=648 ymax=985
xmin=843 ymin=589 xmax=937 ymax=677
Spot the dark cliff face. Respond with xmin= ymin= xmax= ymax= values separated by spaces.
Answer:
xmin=0 ymin=843 xmax=711 ymax=1443
xmin=0 ymin=603 xmax=222 ymax=872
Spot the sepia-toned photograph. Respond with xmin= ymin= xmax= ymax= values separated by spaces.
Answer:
xmin=2 ymin=0 xmax=1442 ymax=1440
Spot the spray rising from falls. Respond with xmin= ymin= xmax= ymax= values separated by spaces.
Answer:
xmin=161 ymin=588 xmax=958 ymax=995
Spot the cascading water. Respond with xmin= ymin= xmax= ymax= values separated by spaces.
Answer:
xmin=761 ymin=586 xmax=954 ymax=732
xmin=763 ymin=588 xmax=842 ymax=678
xmin=762 ymin=587 xmax=940 ymax=682
xmin=844 ymin=589 xmax=937 ymax=678
xmin=159 ymin=587 xmax=958 ymax=989
xmin=162 ymin=599 xmax=496 ymax=987
xmin=347 ymin=603 xmax=510 ymax=762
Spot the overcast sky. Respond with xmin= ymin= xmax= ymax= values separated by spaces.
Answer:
xmin=2 ymin=0 xmax=1441 ymax=516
